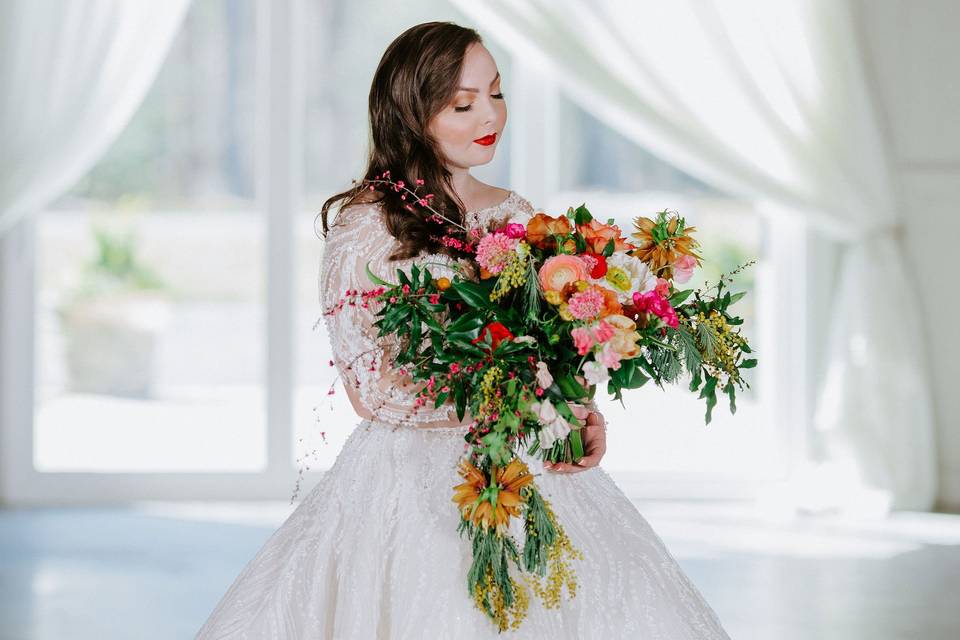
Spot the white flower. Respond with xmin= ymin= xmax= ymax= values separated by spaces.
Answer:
xmin=530 ymin=400 xmax=572 ymax=450
xmin=591 ymin=253 xmax=656 ymax=303
xmin=582 ymin=359 xmax=610 ymax=386
xmin=535 ymin=361 xmax=553 ymax=389
xmin=513 ymin=335 xmax=537 ymax=345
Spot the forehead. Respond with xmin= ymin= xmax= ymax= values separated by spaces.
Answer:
xmin=458 ymin=43 xmax=498 ymax=83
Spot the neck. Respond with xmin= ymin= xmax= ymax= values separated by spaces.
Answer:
xmin=447 ymin=166 xmax=479 ymax=204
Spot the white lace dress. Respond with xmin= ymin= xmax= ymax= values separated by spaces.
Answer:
xmin=195 ymin=191 xmax=731 ymax=639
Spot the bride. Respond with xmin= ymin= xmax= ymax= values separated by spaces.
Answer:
xmin=197 ymin=21 xmax=731 ymax=639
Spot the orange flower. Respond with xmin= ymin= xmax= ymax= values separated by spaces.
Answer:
xmin=452 ymin=458 xmax=534 ymax=531
xmin=576 ymin=218 xmax=636 ymax=254
xmin=539 ymin=255 xmax=589 ymax=293
xmin=436 ymin=277 xmax=451 ymax=291
xmin=630 ymin=211 xmax=702 ymax=279
xmin=597 ymin=285 xmax=623 ymax=318
xmin=525 ymin=213 xmax=572 ymax=250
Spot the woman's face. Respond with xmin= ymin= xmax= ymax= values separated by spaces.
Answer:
xmin=429 ymin=42 xmax=507 ymax=170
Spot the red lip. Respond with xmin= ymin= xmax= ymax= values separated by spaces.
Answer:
xmin=473 ymin=132 xmax=497 ymax=146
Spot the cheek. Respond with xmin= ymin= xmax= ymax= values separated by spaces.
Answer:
xmin=433 ymin=113 xmax=477 ymax=146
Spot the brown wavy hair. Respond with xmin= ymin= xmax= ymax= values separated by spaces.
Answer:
xmin=316 ymin=21 xmax=483 ymax=260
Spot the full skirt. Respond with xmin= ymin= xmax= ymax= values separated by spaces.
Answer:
xmin=196 ymin=419 xmax=731 ymax=639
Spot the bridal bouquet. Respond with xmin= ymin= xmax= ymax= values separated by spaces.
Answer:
xmin=344 ymin=175 xmax=755 ymax=631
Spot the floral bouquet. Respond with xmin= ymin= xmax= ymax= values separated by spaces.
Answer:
xmin=341 ymin=175 xmax=756 ymax=631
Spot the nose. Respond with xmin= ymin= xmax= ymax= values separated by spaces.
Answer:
xmin=481 ymin=97 xmax=498 ymax=125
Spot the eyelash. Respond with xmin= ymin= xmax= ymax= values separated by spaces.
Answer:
xmin=455 ymin=93 xmax=505 ymax=112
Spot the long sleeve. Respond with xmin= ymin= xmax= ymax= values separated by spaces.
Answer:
xmin=319 ymin=201 xmax=462 ymax=427
xmin=318 ymin=193 xmax=538 ymax=428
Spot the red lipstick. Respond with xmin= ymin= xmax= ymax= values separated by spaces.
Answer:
xmin=473 ymin=132 xmax=497 ymax=146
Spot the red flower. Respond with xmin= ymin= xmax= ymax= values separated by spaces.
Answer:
xmin=472 ymin=322 xmax=515 ymax=351
xmin=587 ymin=253 xmax=608 ymax=279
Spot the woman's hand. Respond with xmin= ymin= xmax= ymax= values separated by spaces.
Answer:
xmin=544 ymin=405 xmax=607 ymax=474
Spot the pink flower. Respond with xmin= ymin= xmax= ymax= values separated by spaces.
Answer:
xmin=633 ymin=291 xmax=679 ymax=329
xmin=570 ymin=326 xmax=596 ymax=355
xmin=428 ymin=293 xmax=440 ymax=304
xmin=654 ymin=278 xmax=670 ymax=298
xmin=580 ymin=254 xmax=598 ymax=273
xmin=504 ymin=223 xmax=526 ymax=239
xmin=567 ymin=288 xmax=605 ymax=321
xmin=592 ymin=320 xmax=615 ymax=344
xmin=672 ymin=255 xmax=697 ymax=284
xmin=475 ymin=232 xmax=517 ymax=275
xmin=597 ymin=342 xmax=623 ymax=370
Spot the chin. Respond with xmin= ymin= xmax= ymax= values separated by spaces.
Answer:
xmin=471 ymin=154 xmax=495 ymax=167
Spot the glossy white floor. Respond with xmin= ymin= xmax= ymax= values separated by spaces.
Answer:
xmin=1 ymin=500 xmax=958 ymax=639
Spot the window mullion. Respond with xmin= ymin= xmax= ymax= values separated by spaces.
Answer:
xmin=258 ymin=0 xmax=304 ymax=477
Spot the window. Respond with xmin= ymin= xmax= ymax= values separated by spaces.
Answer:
xmin=5 ymin=0 xmax=792 ymax=503
xmin=545 ymin=94 xmax=776 ymax=487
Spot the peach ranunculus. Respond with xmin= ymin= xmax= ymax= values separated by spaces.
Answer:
xmin=525 ymin=212 xmax=572 ymax=250
xmin=603 ymin=314 xmax=642 ymax=359
xmin=576 ymin=218 xmax=636 ymax=254
xmin=539 ymin=254 xmax=589 ymax=293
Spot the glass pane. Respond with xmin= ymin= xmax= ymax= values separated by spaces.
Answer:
xmin=34 ymin=0 xmax=264 ymax=472
xmin=550 ymin=95 xmax=772 ymax=479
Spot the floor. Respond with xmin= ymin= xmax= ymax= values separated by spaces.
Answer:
xmin=1 ymin=500 xmax=958 ymax=640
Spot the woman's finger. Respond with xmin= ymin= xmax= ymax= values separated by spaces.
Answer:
xmin=544 ymin=461 xmax=583 ymax=473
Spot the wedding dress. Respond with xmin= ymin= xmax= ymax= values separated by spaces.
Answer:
xmin=196 ymin=190 xmax=731 ymax=639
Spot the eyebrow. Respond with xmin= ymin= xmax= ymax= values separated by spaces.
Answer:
xmin=457 ymin=71 xmax=500 ymax=93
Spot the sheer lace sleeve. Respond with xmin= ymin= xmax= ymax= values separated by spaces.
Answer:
xmin=319 ymin=201 xmax=467 ymax=428
xmin=318 ymin=192 xmax=538 ymax=429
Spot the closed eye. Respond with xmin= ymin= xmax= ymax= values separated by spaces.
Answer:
xmin=455 ymin=93 xmax=505 ymax=112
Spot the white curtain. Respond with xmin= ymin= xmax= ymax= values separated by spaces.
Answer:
xmin=0 ymin=0 xmax=191 ymax=237
xmin=452 ymin=0 xmax=937 ymax=511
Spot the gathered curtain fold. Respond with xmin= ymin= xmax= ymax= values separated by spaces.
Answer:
xmin=452 ymin=0 xmax=936 ymax=511
xmin=0 ymin=0 xmax=192 ymax=237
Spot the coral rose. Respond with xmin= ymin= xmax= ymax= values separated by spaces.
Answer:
xmin=525 ymin=213 xmax=572 ymax=250
xmin=576 ymin=218 xmax=636 ymax=254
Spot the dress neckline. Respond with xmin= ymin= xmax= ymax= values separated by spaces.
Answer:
xmin=465 ymin=190 xmax=516 ymax=216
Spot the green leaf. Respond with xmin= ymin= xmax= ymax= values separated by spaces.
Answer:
xmin=452 ymin=281 xmax=492 ymax=309
xmin=602 ymin=238 xmax=615 ymax=257
xmin=724 ymin=381 xmax=737 ymax=415
xmin=434 ymin=391 xmax=450 ymax=408
xmin=699 ymin=376 xmax=718 ymax=424
xmin=573 ymin=204 xmax=592 ymax=225
xmin=482 ymin=431 xmax=510 ymax=465
xmin=447 ymin=313 xmax=485 ymax=334
xmin=689 ymin=367 xmax=703 ymax=392
xmin=740 ymin=358 xmax=758 ymax=369
xmin=555 ymin=371 xmax=587 ymax=400
xmin=668 ymin=289 xmax=693 ymax=306
xmin=454 ymin=383 xmax=466 ymax=421
xmin=364 ymin=261 xmax=392 ymax=286
xmin=696 ymin=323 xmax=718 ymax=360
xmin=727 ymin=291 xmax=747 ymax=306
